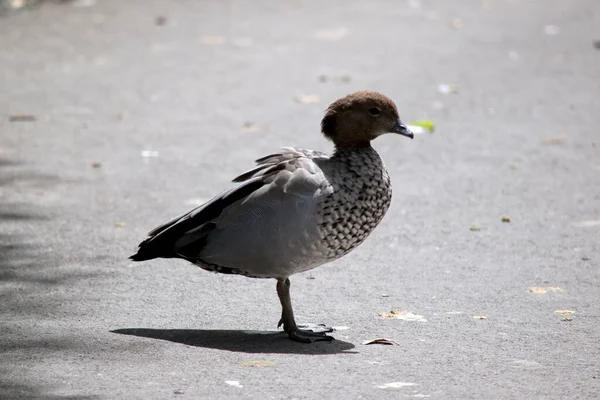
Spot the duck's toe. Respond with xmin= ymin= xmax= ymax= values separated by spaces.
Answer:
xmin=288 ymin=324 xmax=335 ymax=343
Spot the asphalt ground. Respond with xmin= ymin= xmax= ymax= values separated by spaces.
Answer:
xmin=1 ymin=0 xmax=599 ymax=398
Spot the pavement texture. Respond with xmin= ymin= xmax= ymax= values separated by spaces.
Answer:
xmin=1 ymin=0 xmax=599 ymax=399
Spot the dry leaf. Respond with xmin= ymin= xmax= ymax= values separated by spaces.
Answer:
xmin=239 ymin=360 xmax=277 ymax=367
xmin=437 ymin=84 xmax=458 ymax=94
xmin=528 ymin=287 xmax=563 ymax=294
xmin=450 ymin=18 xmax=464 ymax=29
xmin=561 ymin=317 xmax=573 ymax=322
xmin=294 ymin=94 xmax=320 ymax=104
xmin=573 ymin=220 xmax=600 ymax=228
xmin=501 ymin=216 xmax=511 ymax=223
xmin=378 ymin=309 xmax=427 ymax=322
xmin=314 ymin=27 xmax=348 ymax=41
xmin=242 ymin=122 xmax=260 ymax=133
xmin=199 ymin=36 xmax=226 ymax=45
xmin=362 ymin=338 xmax=398 ymax=345
xmin=542 ymin=137 xmax=564 ymax=145
xmin=9 ymin=115 xmax=36 ymax=122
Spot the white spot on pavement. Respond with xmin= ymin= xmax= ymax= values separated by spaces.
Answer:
xmin=225 ymin=381 xmax=243 ymax=388
xmin=378 ymin=382 xmax=417 ymax=389
xmin=544 ymin=25 xmax=560 ymax=35
xmin=573 ymin=220 xmax=600 ymax=228
xmin=141 ymin=150 xmax=159 ymax=158
xmin=314 ymin=27 xmax=348 ymax=41
xmin=332 ymin=326 xmax=349 ymax=331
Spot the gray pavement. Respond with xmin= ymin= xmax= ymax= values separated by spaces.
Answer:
xmin=1 ymin=0 xmax=599 ymax=398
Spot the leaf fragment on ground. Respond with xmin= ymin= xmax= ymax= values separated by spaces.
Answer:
xmin=199 ymin=35 xmax=226 ymax=45
xmin=542 ymin=137 xmax=564 ymax=145
xmin=294 ymin=94 xmax=320 ymax=104
xmin=242 ymin=121 xmax=260 ymax=132
xmin=561 ymin=317 xmax=573 ymax=322
xmin=450 ymin=18 xmax=464 ymax=29
xmin=408 ymin=119 xmax=435 ymax=134
xmin=554 ymin=310 xmax=575 ymax=315
xmin=239 ymin=360 xmax=277 ymax=367
xmin=573 ymin=220 xmax=600 ymax=228
xmin=378 ymin=309 xmax=427 ymax=322
xmin=501 ymin=216 xmax=511 ymax=223
xmin=472 ymin=315 xmax=487 ymax=320
xmin=528 ymin=287 xmax=563 ymax=294
xmin=437 ymin=83 xmax=458 ymax=94
xmin=9 ymin=115 xmax=36 ymax=122
xmin=362 ymin=338 xmax=399 ymax=345
xmin=470 ymin=225 xmax=481 ymax=231
xmin=314 ymin=27 xmax=348 ymax=41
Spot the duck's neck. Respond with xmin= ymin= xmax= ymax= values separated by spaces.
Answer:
xmin=332 ymin=144 xmax=378 ymax=160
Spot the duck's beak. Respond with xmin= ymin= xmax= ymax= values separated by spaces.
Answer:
xmin=392 ymin=120 xmax=414 ymax=139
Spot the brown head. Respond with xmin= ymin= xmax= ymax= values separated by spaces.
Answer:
xmin=321 ymin=90 xmax=413 ymax=148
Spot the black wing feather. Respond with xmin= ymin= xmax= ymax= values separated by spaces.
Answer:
xmin=129 ymin=178 xmax=264 ymax=261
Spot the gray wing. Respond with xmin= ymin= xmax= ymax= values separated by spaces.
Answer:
xmin=129 ymin=147 xmax=330 ymax=262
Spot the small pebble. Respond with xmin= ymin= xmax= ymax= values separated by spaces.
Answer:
xmin=501 ymin=216 xmax=511 ymax=223
xmin=470 ymin=225 xmax=481 ymax=232
xmin=174 ymin=389 xmax=184 ymax=395
xmin=91 ymin=162 xmax=102 ymax=168
xmin=581 ymin=256 xmax=590 ymax=261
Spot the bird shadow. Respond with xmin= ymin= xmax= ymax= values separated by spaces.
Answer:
xmin=111 ymin=328 xmax=356 ymax=355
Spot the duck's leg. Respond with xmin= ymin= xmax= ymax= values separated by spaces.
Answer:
xmin=276 ymin=278 xmax=334 ymax=343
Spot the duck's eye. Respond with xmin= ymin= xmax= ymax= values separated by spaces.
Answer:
xmin=369 ymin=107 xmax=381 ymax=116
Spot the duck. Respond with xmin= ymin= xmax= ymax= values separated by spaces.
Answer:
xmin=130 ymin=90 xmax=414 ymax=343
